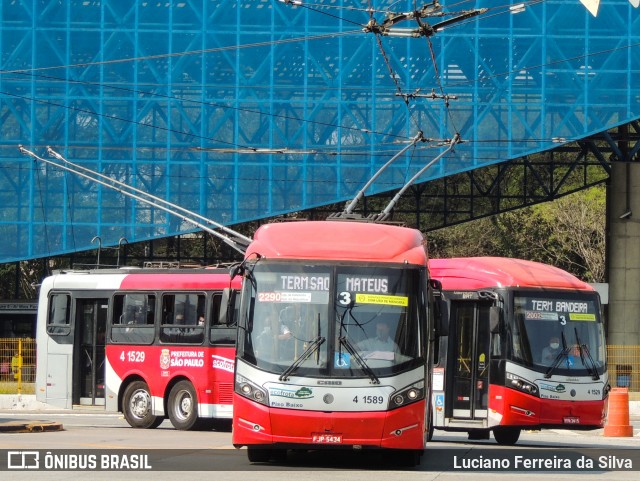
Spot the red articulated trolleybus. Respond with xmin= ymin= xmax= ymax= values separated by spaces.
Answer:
xmin=231 ymin=220 xmax=443 ymax=464
xmin=428 ymin=257 xmax=609 ymax=445
xmin=36 ymin=268 xmax=240 ymax=430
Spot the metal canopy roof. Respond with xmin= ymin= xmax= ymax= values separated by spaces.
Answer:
xmin=0 ymin=1 xmax=638 ymax=262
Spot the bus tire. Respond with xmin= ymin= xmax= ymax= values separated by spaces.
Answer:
xmin=247 ymin=447 xmax=272 ymax=463
xmin=271 ymin=449 xmax=287 ymax=463
xmin=167 ymin=380 xmax=199 ymax=430
xmin=122 ymin=381 xmax=164 ymax=429
xmin=493 ymin=426 xmax=521 ymax=445
xmin=397 ymin=449 xmax=422 ymax=467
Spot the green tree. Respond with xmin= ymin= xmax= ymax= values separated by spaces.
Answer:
xmin=428 ymin=185 xmax=606 ymax=282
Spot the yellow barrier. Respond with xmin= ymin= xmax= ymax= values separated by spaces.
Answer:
xmin=607 ymin=345 xmax=640 ymax=392
xmin=0 ymin=338 xmax=36 ymax=394
xmin=0 ymin=340 xmax=637 ymax=394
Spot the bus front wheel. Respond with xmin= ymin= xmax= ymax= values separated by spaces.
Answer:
xmin=247 ymin=447 xmax=272 ymax=463
xmin=122 ymin=381 xmax=164 ymax=429
xmin=167 ymin=380 xmax=199 ymax=430
xmin=493 ymin=427 xmax=521 ymax=445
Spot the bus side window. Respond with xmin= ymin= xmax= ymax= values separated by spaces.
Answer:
xmin=160 ymin=293 xmax=205 ymax=344
xmin=47 ymin=293 xmax=71 ymax=336
xmin=110 ymin=294 xmax=155 ymax=345
xmin=210 ymin=292 xmax=235 ymax=345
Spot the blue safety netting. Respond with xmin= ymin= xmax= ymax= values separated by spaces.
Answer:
xmin=0 ymin=0 xmax=638 ymax=262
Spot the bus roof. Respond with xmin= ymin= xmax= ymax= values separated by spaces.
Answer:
xmin=428 ymin=257 xmax=592 ymax=291
xmin=43 ymin=269 xmax=240 ymax=291
xmin=246 ymin=221 xmax=428 ymax=265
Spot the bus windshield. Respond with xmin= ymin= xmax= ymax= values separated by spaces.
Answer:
xmin=238 ymin=262 xmax=423 ymax=378
xmin=511 ymin=291 xmax=606 ymax=375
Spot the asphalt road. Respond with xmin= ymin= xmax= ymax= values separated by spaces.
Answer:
xmin=0 ymin=411 xmax=638 ymax=481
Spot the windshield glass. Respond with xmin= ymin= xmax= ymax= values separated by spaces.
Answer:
xmin=511 ymin=291 xmax=606 ymax=375
xmin=333 ymin=268 xmax=422 ymax=377
xmin=237 ymin=262 xmax=423 ymax=378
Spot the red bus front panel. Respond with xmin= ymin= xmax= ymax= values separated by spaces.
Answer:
xmin=233 ymin=394 xmax=426 ymax=449
xmin=489 ymin=384 xmax=607 ymax=428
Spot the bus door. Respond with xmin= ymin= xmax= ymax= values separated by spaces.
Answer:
xmin=448 ymin=300 xmax=492 ymax=420
xmin=74 ymin=298 xmax=108 ymax=406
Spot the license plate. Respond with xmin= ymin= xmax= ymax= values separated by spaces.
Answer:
xmin=311 ymin=433 xmax=343 ymax=444
xmin=563 ymin=417 xmax=580 ymax=424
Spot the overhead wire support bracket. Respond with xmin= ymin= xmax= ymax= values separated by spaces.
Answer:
xmin=362 ymin=3 xmax=488 ymax=38
xmin=330 ymin=131 xmax=427 ymax=219
xmin=19 ymin=146 xmax=251 ymax=256
xmin=362 ymin=18 xmax=385 ymax=36
xmin=396 ymin=88 xmax=457 ymax=102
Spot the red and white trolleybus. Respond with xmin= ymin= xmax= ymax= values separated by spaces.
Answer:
xmin=428 ymin=257 xmax=609 ymax=445
xmin=35 ymin=268 xmax=240 ymax=430
xmin=232 ymin=221 xmax=442 ymax=463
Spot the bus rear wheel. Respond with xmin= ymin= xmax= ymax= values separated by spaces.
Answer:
xmin=122 ymin=381 xmax=164 ymax=429
xmin=493 ymin=426 xmax=521 ymax=445
xmin=167 ymin=380 xmax=199 ymax=430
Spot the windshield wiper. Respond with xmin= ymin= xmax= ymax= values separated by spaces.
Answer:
xmin=574 ymin=328 xmax=600 ymax=381
xmin=339 ymin=336 xmax=380 ymax=385
xmin=545 ymin=331 xmax=570 ymax=379
xmin=279 ymin=336 xmax=325 ymax=381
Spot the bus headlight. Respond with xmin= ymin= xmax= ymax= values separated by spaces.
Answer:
xmin=235 ymin=375 xmax=269 ymax=406
xmin=388 ymin=381 xmax=425 ymax=410
xmin=505 ymin=372 xmax=539 ymax=397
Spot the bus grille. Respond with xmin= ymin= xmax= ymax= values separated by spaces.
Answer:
xmin=218 ymin=383 xmax=233 ymax=404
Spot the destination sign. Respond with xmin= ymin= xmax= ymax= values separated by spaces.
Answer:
xmin=279 ymin=275 xmax=330 ymax=291
xmin=522 ymin=297 xmax=598 ymax=322
xmin=344 ymin=277 xmax=388 ymax=294
xmin=528 ymin=300 xmax=591 ymax=314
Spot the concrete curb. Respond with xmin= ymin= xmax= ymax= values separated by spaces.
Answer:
xmin=0 ymin=394 xmax=57 ymax=411
xmin=1 ymin=394 xmax=640 ymax=413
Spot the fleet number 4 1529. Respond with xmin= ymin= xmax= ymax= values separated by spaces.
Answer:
xmin=120 ymin=350 xmax=145 ymax=362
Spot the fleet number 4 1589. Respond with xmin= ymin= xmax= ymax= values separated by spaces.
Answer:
xmin=353 ymin=395 xmax=384 ymax=404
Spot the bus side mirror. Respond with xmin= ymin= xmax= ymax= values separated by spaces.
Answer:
xmin=435 ymin=299 xmax=449 ymax=337
xmin=429 ymin=279 xmax=448 ymax=337
xmin=229 ymin=264 xmax=243 ymax=280
xmin=219 ymin=288 xmax=236 ymax=325
xmin=490 ymin=306 xmax=502 ymax=334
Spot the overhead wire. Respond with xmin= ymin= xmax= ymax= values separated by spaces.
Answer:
xmin=0 ymin=1 xmax=632 ymax=164
xmin=1 ymin=0 xmax=628 ymax=255
xmin=1 ymin=70 xmax=412 ymax=142
xmin=0 ymin=30 xmax=362 ymax=75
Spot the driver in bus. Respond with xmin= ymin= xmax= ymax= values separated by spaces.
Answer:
xmin=358 ymin=319 xmax=399 ymax=356
xmin=541 ymin=336 xmax=561 ymax=363
xmin=256 ymin=304 xmax=293 ymax=361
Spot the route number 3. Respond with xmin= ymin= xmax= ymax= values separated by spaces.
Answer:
xmin=338 ymin=292 xmax=351 ymax=305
